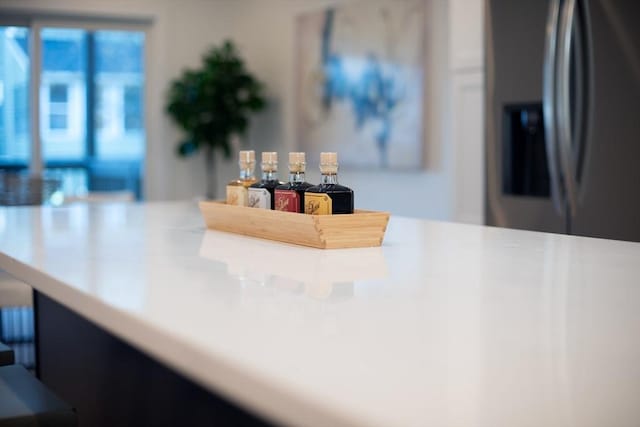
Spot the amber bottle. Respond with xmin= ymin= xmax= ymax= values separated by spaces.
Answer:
xmin=226 ymin=150 xmax=257 ymax=206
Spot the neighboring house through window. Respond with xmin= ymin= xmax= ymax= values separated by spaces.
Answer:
xmin=124 ymin=85 xmax=142 ymax=131
xmin=48 ymin=83 xmax=68 ymax=130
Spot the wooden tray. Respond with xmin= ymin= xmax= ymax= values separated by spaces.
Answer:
xmin=199 ymin=200 xmax=390 ymax=249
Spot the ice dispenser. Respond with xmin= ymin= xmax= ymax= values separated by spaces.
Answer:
xmin=502 ymin=103 xmax=550 ymax=197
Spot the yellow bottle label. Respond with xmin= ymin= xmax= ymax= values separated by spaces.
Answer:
xmin=304 ymin=193 xmax=332 ymax=215
xmin=226 ymin=185 xmax=248 ymax=206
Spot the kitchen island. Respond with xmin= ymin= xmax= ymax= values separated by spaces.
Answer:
xmin=1 ymin=201 xmax=639 ymax=426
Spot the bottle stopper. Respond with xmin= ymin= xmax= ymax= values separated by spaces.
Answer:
xmin=319 ymin=152 xmax=338 ymax=174
xmin=288 ymin=152 xmax=306 ymax=173
xmin=238 ymin=150 xmax=255 ymax=168
xmin=261 ymin=152 xmax=278 ymax=171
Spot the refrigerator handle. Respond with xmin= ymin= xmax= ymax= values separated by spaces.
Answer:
xmin=543 ymin=0 xmax=564 ymax=215
xmin=574 ymin=0 xmax=594 ymax=201
xmin=557 ymin=0 xmax=579 ymax=218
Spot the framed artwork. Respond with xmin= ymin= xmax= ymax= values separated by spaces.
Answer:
xmin=295 ymin=0 xmax=425 ymax=169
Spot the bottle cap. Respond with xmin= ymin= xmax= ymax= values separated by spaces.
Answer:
xmin=261 ymin=152 xmax=278 ymax=171
xmin=319 ymin=152 xmax=338 ymax=174
xmin=238 ymin=150 xmax=255 ymax=168
xmin=288 ymin=152 xmax=306 ymax=173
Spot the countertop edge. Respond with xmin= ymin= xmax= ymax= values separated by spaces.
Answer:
xmin=0 ymin=251 xmax=366 ymax=427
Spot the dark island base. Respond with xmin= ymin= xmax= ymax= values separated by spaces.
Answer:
xmin=34 ymin=291 xmax=273 ymax=427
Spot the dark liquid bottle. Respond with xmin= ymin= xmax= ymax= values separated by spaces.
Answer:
xmin=304 ymin=152 xmax=354 ymax=215
xmin=274 ymin=152 xmax=313 ymax=213
xmin=248 ymin=152 xmax=281 ymax=210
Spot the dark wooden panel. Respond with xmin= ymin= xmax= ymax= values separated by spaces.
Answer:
xmin=34 ymin=292 xmax=273 ymax=427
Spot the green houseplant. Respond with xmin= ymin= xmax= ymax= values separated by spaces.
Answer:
xmin=166 ymin=40 xmax=266 ymax=199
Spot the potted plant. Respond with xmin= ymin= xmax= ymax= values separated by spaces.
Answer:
xmin=166 ymin=40 xmax=266 ymax=199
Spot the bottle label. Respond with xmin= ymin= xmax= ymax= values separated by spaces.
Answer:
xmin=226 ymin=186 xmax=248 ymax=206
xmin=304 ymin=193 xmax=332 ymax=215
xmin=275 ymin=190 xmax=300 ymax=212
xmin=248 ymin=188 xmax=271 ymax=209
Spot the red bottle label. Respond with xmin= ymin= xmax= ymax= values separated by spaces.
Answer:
xmin=275 ymin=190 xmax=300 ymax=212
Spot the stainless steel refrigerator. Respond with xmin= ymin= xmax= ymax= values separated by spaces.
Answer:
xmin=485 ymin=0 xmax=640 ymax=242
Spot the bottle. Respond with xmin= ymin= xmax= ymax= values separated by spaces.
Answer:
xmin=248 ymin=152 xmax=281 ymax=209
xmin=304 ymin=152 xmax=354 ymax=215
xmin=274 ymin=152 xmax=313 ymax=213
xmin=226 ymin=150 xmax=257 ymax=206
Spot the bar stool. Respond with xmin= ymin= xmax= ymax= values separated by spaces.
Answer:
xmin=0 ymin=364 xmax=77 ymax=426
xmin=0 ymin=341 xmax=13 ymax=366
xmin=0 ymin=271 xmax=34 ymax=370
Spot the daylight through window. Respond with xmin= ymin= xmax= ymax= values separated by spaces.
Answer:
xmin=0 ymin=22 xmax=146 ymax=199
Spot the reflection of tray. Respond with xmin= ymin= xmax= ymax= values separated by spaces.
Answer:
xmin=199 ymin=230 xmax=388 ymax=283
xmin=199 ymin=230 xmax=388 ymax=299
xmin=199 ymin=200 xmax=390 ymax=249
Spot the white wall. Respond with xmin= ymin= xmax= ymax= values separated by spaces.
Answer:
xmin=224 ymin=0 xmax=484 ymax=221
xmin=214 ymin=0 xmax=466 ymax=221
xmin=0 ymin=0 xmax=485 ymax=222
xmin=449 ymin=0 xmax=485 ymax=224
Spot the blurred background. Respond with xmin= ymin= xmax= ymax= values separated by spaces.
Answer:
xmin=0 ymin=0 xmax=484 ymax=222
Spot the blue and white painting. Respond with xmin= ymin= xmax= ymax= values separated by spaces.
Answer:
xmin=296 ymin=0 xmax=425 ymax=169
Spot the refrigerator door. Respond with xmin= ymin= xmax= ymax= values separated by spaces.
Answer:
xmin=486 ymin=0 xmax=565 ymax=233
xmin=571 ymin=0 xmax=640 ymax=242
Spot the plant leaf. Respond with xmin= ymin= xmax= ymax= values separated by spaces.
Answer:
xmin=165 ymin=40 xmax=267 ymax=159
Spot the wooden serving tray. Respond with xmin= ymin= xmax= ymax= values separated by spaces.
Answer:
xmin=199 ymin=200 xmax=390 ymax=249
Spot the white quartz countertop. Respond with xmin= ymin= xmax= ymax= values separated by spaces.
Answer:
xmin=1 ymin=201 xmax=640 ymax=427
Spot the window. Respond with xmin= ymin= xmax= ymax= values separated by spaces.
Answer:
xmin=48 ymin=83 xmax=68 ymax=130
xmin=41 ymin=27 xmax=86 ymax=160
xmin=0 ymin=20 xmax=146 ymax=198
xmin=0 ymin=26 xmax=30 ymax=165
xmin=0 ymin=84 xmax=3 ymax=140
xmin=14 ymin=85 xmax=29 ymax=135
xmin=94 ymin=30 xmax=145 ymax=160
xmin=124 ymin=85 xmax=142 ymax=131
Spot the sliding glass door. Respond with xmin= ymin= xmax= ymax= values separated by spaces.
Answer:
xmin=0 ymin=18 xmax=147 ymax=200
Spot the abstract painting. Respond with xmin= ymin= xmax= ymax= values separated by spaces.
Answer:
xmin=296 ymin=0 xmax=425 ymax=169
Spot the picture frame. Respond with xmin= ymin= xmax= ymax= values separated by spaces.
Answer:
xmin=295 ymin=0 xmax=426 ymax=170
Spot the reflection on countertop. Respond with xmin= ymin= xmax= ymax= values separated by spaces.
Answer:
xmin=199 ymin=230 xmax=388 ymax=299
